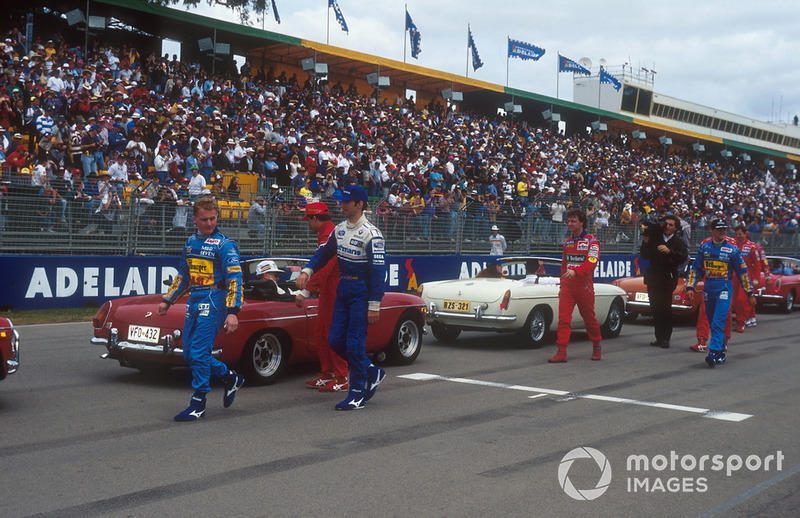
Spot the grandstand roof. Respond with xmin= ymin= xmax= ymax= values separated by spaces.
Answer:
xmin=46 ymin=0 xmax=797 ymax=162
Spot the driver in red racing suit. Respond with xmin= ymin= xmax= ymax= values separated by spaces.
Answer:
xmin=549 ymin=208 xmax=603 ymax=363
xmin=296 ymin=202 xmax=349 ymax=392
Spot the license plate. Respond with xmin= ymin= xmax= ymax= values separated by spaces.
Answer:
xmin=443 ymin=299 xmax=471 ymax=312
xmin=128 ymin=325 xmax=161 ymax=344
xmin=634 ymin=292 xmax=649 ymax=302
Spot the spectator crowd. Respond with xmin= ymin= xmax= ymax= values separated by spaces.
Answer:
xmin=1 ymin=20 xmax=799 ymax=246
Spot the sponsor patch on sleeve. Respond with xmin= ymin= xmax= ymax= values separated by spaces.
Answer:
xmin=227 ymin=266 xmax=242 ymax=273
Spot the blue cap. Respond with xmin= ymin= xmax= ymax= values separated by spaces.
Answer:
xmin=341 ymin=185 xmax=368 ymax=203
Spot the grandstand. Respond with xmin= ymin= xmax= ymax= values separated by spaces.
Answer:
xmin=1 ymin=0 xmax=799 ymax=258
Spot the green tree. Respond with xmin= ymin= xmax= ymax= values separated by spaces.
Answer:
xmin=148 ymin=0 xmax=268 ymax=24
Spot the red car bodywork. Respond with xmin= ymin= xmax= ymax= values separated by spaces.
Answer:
xmin=612 ymin=255 xmax=800 ymax=318
xmin=91 ymin=258 xmax=426 ymax=384
xmin=0 ymin=317 xmax=20 ymax=380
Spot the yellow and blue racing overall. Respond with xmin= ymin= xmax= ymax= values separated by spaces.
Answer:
xmin=687 ymin=240 xmax=752 ymax=353
xmin=163 ymin=228 xmax=243 ymax=393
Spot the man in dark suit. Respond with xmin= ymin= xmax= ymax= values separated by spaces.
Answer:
xmin=640 ymin=214 xmax=689 ymax=348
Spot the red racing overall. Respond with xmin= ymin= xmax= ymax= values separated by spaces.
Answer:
xmin=305 ymin=220 xmax=348 ymax=380
xmin=556 ymin=230 xmax=602 ymax=351
xmin=733 ymin=238 xmax=762 ymax=329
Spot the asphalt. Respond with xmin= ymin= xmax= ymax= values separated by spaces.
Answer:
xmin=1 ymin=309 xmax=799 ymax=517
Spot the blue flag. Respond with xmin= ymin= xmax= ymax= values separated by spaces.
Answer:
xmin=406 ymin=10 xmax=421 ymax=59
xmin=599 ymin=67 xmax=622 ymax=91
xmin=558 ymin=54 xmax=590 ymax=75
xmin=508 ymin=38 xmax=545 ymax=61
xmin=329 ymin=0 xmax=349 ymax=34
xmin=271 ymin=0 xmax=281 ymax=24
xmin=468 ymin=26 xmax=483 ymax=71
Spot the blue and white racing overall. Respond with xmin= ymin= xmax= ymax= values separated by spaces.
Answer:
xmin=302 ymin=214 xmax=386 ymax=391
xmin=163 ymin=228 xmax=243 ymax=393
xmin=686 ymin=239 xmax=752 ymax=353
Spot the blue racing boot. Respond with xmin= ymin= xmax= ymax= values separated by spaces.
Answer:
xmin=174 ymin=391 xmax=206 ymax=421
xmin=335 ymin=389 xmax=366 ymax=411
xmin=705 ymin=351 xmax=726 ymax=368
xmin=222 ymin=370 xmax=245 ymax=408
xmin=365 ymin=364 xmax=386 ymax=401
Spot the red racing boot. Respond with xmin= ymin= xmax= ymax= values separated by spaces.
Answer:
xmin=548 ymin=347 xmax=568 ymax=363
xmin=305 ymin=372 xmax=334 ymax=389
xmin=591 ymin=343 xmax=602 ymax=361
xmin=690 ymin=338 xmax=708 ymax=352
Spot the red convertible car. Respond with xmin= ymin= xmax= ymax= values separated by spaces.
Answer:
xmin=91 ymin=258 xmax=426 ymax=384
xmin=1 ymin=316 xmax=20 ymax=381
xmin=612 ymin=255 xmax=800 ymax=320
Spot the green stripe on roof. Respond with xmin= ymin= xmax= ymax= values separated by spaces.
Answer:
xmin=95 ymin=0 xmax=302 ymax=45
xmin=505 ymin=87 xmax=633 ymax=121
xmin=722 ymin=138 xmax=790 ymax=159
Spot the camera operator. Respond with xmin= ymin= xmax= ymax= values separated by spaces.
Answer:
xmin=640 ymin=214 xmax=689 ymax=348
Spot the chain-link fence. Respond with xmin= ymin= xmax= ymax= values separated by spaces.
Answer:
xmin=1 ymin=181 xmax=799 ymax=258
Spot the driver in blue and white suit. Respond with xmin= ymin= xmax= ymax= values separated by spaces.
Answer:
xmin=295 ymin=185 xmax=386 ymax=410
xmin=686 ymin=218 xmax=755 ymax=368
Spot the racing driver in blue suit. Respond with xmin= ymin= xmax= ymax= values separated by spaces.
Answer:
xmin=686 ymin=218 xmax=755 ymax=368
xmin=295 ymin=185 xmax=386 ymax=410
xmin=159 ymin=196 xmax=245 ymax=421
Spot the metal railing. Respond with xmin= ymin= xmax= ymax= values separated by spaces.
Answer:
xmin=1 ymin=187 xmax=799 ymax=258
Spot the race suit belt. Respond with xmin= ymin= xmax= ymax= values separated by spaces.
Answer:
xmin=340 ymin=275 xmax=366 ymax=281
xmin=190 ymin=281 xmax=227 ymax=291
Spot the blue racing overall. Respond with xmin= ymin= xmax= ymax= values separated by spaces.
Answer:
xmin=687 ymin=239 xmax=752 ymax=353
xmin=163 ymin=228 xmax=243 ymax=393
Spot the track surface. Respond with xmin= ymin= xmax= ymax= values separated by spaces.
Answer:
xmin=2 ymin=310 xmax=799 ymax=517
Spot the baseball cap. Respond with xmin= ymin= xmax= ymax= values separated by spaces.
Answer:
xmin=341 ymin=185 xmax=368 ymax=203
xmin=710 ymin=218 xmax=728 ymax=230
xmin=255 ymin=260 xmax=282 ymax=275
xmin=491 ymin=225 xmax=499 ymax=231
xmin=302 ymin=202 xmax=330 ymax=220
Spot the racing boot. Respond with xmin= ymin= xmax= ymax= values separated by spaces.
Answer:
xmin=548 ymin=346 xmax=568 ymax=363
xmin=690 ymin=338 xmax=708 ymax=352
xmin=222 ymin=370 xmax=245 ymax=408
xmin=174 ymin=391 xmax=206 ymax=421
xmin=365 ymin=364 xmax=386 ymax=401
xmin=734 ymin=323 xmax=745 ymax=333
xmin=335 ymin=389 xmax=366 ymax=411
xmin=591 ymin=342 xmax=602 ymax=361
xmin=306 ymin=372 xmax=334 ymax=389
xmin=704 ymin=350 xmax=726 ymax=368
xmin=319 ymin=376 xmax=349 ymax=392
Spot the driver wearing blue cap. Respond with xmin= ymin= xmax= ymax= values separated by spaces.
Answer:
xmin=295 ymin=185 xmax=387 ymax=410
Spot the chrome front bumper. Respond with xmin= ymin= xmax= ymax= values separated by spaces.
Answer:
xmin=426 ymin=302 xmax=517 ymax=322
xmin=93 ymin=335 xmax=221 ymax=359
xmin=6 ymin=329 xmax=20 ymax=375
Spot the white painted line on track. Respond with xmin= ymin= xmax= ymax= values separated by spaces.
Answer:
xmin=398 ymin=373 xmax=753 ymax=422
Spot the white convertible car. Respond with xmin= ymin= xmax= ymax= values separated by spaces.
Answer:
xmin=419 ymin=256 xmax=626 ymax=346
